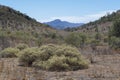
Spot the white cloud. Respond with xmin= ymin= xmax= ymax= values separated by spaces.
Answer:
xmin=40 ymin=10 xmax=116 ymax=23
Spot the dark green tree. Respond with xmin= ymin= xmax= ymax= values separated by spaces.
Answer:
xmin=112 ymin=20 xmax=120 ymax=37
xmin=65 ymin=33 xmax=86 ymax=48
xmin=94 ymin=25 xmax=101 ymax=40
xmin=109 ymin=20 xmax=120 ymax=49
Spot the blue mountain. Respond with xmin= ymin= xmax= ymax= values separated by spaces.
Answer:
xmin=44 ymin=19 xmax=84 ymax=29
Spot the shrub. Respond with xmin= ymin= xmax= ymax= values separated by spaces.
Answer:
xmin=111 ymin=20 xmax=120 ymax=37
xmin=19 ymin=44 xmax=89 ymax=71
xmin=18 ymin=47 xmax=39 ymax=66
xmin=33 ymin=55 xmax=70 ymax=71
xmin=65 ymin=33 xmax=86 ymax=48
xmin=55 ymin=45 xmax=80 ymax=57
xmin=16 ymin=43 xmax=28 ymax=50
xmin=0 ymin=47 xmax=19 ymax=58
xmin=90 ymin=39 xmax=100 ymax=46
xmin=66 ymin=57 xmax=88 ymax=70
xmin=109 ymin=36 xmax=120 ymax=49
xmin=38 ymin=44 xmax=58 ymax=61
xmin=47 ymin=55 xmax=70 ymax=71
xmin=108 ymin=20 xmax=120 ymax=49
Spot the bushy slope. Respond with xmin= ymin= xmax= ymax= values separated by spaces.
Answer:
xmin=0 ymin=5 xmax=61 ymax=49
xmin=66 ymin=10 xmax=120 ymax=33
xmin=0 ymin=5 xmax=49 ymax=29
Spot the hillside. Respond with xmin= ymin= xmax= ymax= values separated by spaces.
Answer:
xmin=44 ymin=19 xmax=84 ymax=29
xmin=0 ymin=5 xmax=51 ymax=29
xmin=66 ymin=10 xmax=120 ymax=34
xmin=0 ymin=5 xmax=59 ymax=50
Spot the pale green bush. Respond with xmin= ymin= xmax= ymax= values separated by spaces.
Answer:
xmin=0 ymin=47 xmax=20 ymax=58
xmin=38 ymin=44 xmax=58 ymax=61
xmin=47 ymin=55 xmax=70 ymax=71
xmin=19 ymin=44 xmax=89 ymax=71
xmin=55 ymin=45 xmax=80 ymax=57
xmin=18 ymin=47 xmax=39 ymax=66
xmin=33 ymin=55 xmax=70 ymax=71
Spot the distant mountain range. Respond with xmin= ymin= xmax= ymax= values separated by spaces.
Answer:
xmin=44 ymin=19 xmax=84 ymax=29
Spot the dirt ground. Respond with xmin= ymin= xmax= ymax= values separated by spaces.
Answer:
xmin=0 ymin=53 xmax=120 ymax=80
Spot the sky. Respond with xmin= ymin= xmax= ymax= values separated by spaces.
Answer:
xmin=0 ymin=0 xmax=120 ymax=23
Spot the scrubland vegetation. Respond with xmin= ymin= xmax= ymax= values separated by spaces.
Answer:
xmin=0 ymin=44 xmax=89 ymax=71
xmin=0 ymin=5 xmax=120 ymax=80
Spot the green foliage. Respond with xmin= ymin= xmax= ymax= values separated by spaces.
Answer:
xmin=0 ymin=47 xmax=19 ymax=58
xmin=55 ymin=44 xmax=80 ymax=57
xmin=38 ymin=44 xmax=57 ymax=61
xmin=10 ymin=30 xmax=36 ymax=40
xmin=19 ymin=44 xmax=89 ymax=71
xmin=65 ymin=33 xmax=87 ymax=47
xmin=0 ymin=28 xmax=11 ymax=37
xmin=108 ymin=20 xmax=120 ymax=49
xmin=90 ymin=39 xmax=100 ymax=49
xmin=95 ymin=33 xmax=101 ymax=40
xmin=47 ymin=55 xmax=70 ymax=71
xmin=111 ymin=20 xmax=120 ymax=37
xmin=33 ymin=55 xmax=70 ymax=71
xmin=42 ymin=30 xmax=58 ymax=39
xmin=109 ymin=36 xmax=120 ymax=49
xmin=16 ymin=43 xmax=28 ymax=50
xmin=18 ymin=47 xmax=39 ymax=66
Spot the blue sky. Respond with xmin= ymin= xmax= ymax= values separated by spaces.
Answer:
xmin=0 ymin=0 xmax=119 ymax=23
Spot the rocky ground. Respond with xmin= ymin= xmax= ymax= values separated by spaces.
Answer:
xmin=0 ymin=52 xmax=120 ymax=80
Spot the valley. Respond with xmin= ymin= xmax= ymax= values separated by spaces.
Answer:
xmin=0 ymin=2 xmax=120 ymax=80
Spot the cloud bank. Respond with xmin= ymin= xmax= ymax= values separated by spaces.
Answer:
xmin=40 ymin=10 xmax=116 ymax=23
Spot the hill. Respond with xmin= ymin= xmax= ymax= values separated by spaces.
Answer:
xmin=0 ymin=5 xmax=59 ymax=49
xmin=44 ymin=19 xmax=84 ymax=29
xmin=66 ymin=10 xmax=120 ymax=34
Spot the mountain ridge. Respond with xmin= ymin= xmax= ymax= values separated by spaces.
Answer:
xmin=44 ymin=19 xmax=84 ymax=29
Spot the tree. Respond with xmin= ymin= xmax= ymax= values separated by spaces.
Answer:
xmin=65 ymin=33 xmax=86 ymax=48
xmin=112 ymin=20 xmax=120 ymax=37
xmin=94 ymin=25 xmax=101 ymax=40
xmin=108 ymin=20 xmax=120 ymax=49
